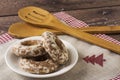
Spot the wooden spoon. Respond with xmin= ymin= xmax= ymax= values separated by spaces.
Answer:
xmin=9 ymin=22 xmax=120 ymax=38
xmin=18 ymin=6 xmax=120 ymax=54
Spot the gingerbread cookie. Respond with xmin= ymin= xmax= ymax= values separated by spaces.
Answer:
xmin=42 ymin=31 xmax=69 ymax=64
xmin=19 ymin=57 xmax=58 ymax=74
xmin=12 ymin=40 xmax=45 ymax=57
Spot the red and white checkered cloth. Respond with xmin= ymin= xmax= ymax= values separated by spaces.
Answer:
xmin=0 ymin=12 xmax=120 ymax=79
xmin=0 ymin=33 xmax=13 ymax=44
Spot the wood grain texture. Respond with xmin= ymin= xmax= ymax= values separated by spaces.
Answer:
xmin=57 ymin=0 xmax=120 ymax=5
xmin=1 ymin=0 xmax=120 ymax=16
xmin=65 ymin=6 xmax=120 ymax=26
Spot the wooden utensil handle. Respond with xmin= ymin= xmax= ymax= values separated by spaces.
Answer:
xmin=51 ymin=20 xmax=120 ymax=54
xmin=80 ymin=26 xmax=120 ymax=34
xmin=54 ymin=26 xmax=120 ymax=34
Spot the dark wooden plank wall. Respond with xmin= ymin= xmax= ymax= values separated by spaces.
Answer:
xmin=0 ymin=0 xmax=120 ymax=40
xmin=1 ymin=0 xmax=120 ymax=16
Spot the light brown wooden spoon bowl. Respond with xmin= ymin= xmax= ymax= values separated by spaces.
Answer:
xmin=18 ymin=6 xmax=120 ymax=54
xmin=8 ymin=22 xmax=62 ymax=38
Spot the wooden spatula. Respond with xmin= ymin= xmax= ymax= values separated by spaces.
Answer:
xmin=18 ymin=6 xmax=120 ymax=54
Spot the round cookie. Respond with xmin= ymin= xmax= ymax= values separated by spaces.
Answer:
xmin=42 ymin=31 xmax=69 ymax=64
xmin=19 ymin=58 xmax=58 ymax=74
xmin=12 ymin=40 xmax=45 ymax=57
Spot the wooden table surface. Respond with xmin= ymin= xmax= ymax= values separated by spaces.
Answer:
xmin=1 ymin=0 xmax=120 ymax=40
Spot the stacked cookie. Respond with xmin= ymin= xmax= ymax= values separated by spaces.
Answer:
xmin=11 ymin=31 xmax=69 ymax=74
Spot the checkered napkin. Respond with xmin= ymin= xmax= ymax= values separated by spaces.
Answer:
xmin=0 ymin=12 xmax=120 ymax=80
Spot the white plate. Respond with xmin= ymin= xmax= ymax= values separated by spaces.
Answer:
xmin=5 ymin=36 xmax=78 ymax=78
